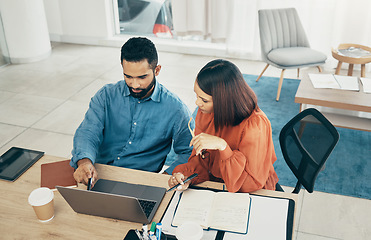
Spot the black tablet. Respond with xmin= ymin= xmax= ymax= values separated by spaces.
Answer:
xmin=0 ymin=147 xmax=44 ymax=181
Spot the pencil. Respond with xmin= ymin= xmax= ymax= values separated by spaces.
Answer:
xmin=188 ymin=117 xmax=195 ymax=137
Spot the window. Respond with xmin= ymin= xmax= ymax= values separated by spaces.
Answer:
xmin=115 ymin=0 xmax=173 ymax=38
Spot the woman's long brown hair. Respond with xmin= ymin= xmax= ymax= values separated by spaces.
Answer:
xmin=196 ymin=59 xmax=259 ymax=131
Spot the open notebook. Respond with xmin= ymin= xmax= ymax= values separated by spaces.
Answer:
xmin=171 ymin=189 xmax=251 ymax=234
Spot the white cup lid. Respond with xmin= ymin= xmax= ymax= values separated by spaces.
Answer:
xmin=176 ymin=222 xmax=203 ymax=240
xmin=28 ymin=187 xmax=54 ymax=206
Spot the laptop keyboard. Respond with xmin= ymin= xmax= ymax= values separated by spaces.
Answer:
xmin=138 ymin=199 xmax=156 ymax=218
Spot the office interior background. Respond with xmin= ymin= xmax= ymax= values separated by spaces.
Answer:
xmin=0 ymin=0 xmax=370 ymax=239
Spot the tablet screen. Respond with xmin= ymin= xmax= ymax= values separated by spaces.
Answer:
xmin=0 ymin=147 xmax=44 ymax=181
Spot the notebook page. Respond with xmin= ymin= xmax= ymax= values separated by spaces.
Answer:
xmin=172 ymin=189 xmax=215 ymax=228
xmin=333 ymin=75 xmax=359 ymax=91
xmin=209 ymin=192 xmax=250 ymax=233
xmin=223 ymin=195 xmax=289 ymax=240
xmin=309 ymin=74 xmax=340 ymax=89
xmin=360 ymin=78 xmax=371 ymax=93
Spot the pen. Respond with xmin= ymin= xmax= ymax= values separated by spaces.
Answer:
xmin=188 ymin=117 xmax=195 ymax=137
xmin=167 ymin=173 xmax=198 ymax=192
xmin=142 ymin=224 xmax=149 ymax=240
xmin=149 ymin=222 xmax=157 ymax=240
xmin=87 ymin=178 xmax=92 ymax=190
xmin=135 ymin=229 xmax=144 ymax=240
xmin=188 ymin=117 xmax=206 ymax=159
xmin=156 ymin=223 xmax=162 ymax=240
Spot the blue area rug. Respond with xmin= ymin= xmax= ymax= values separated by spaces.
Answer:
xmin=243 ymin=74 xmax=371 ymax=199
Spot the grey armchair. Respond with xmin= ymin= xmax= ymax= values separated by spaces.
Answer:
xmin=257 ymin=8 xmax=327 ymax=101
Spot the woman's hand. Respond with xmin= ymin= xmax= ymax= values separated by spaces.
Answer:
xmin=168 ymin=172 xmax=191 ymax=191
xmin=190 ymin=133 xmax=227 ymax=156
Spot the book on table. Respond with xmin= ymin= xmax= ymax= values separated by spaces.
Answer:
xmin=308 ymin=73 xmax=360 ymax=91
xmin=171 ymin=189 xmax=251 ymax=234
xmin=41 ymin=159 xmax=77 ymax=190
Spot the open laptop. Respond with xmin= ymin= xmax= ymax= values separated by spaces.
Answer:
xmin=57 ymin=179 xmax=166 ymax=224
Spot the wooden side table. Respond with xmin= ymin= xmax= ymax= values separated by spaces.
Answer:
xmin=331 ymin=43 xmax=371 ymax=77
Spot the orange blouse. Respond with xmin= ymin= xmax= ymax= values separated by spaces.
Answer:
xmin=173 ymin=109 xmax=278 ymax=193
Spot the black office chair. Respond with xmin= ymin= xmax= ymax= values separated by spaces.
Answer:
xmin=276 ymin=108 xmax=340 ymax=194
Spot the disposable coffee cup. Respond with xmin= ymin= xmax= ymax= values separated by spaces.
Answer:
xmin=28 ymin=187 xmax=54 ymax=222
xmin=176 ymin=222 xmax=203 ymax=240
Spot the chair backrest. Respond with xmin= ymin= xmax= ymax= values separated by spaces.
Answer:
xmin=279 ymin=108 xmax=339 ymax=193
xmin=258 ymin=8 xmax=310 ymax=62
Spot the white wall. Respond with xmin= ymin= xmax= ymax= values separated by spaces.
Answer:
xmin=44 ymin=0 xmax=115 ymax=45
xmin=43 ymin=0 xmax=63 ymax=38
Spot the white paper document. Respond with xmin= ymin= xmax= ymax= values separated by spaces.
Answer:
xmin=360 ymin=78 xmax=371 ymax=93
xmin=223 ymin=195 xmax=289 ymax=240
xmin=309 ymin=74 xmax=340 ymax=89
xmin=333 ymin=75 xmax=359 ymax=91
xmin=309 ymin=74 xmax=360 ymax=91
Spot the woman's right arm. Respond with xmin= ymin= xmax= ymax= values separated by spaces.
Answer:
xmin=170 ymin=149 xmax=211 ymax=187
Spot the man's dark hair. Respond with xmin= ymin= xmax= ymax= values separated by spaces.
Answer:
xmin=120 ymin=37 xmax=158 ymax=70
xmin=196 ymin=59 xmax=259 ymax=131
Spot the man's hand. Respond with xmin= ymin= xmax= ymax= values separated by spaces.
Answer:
xmin=73 ymin=158 xmax=98 ymax=187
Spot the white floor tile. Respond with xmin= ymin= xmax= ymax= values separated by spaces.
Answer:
xmin=60 ymin=57 xmax=117 ymax=78
xmin=296 ymin=232 xmax=342 ymax=240
xmin=159 ymin=64 xmax=199 ymax=87
xmin=26 ymin=74 xmax=96 ymax=100
xmin=158 ymin=51 xmax=184 ymax=65
xmin=298 ymin=191 xmax=371 ymax=240
xmin=69 ymin=78 xmax=116 ymax=104
xmin=10 ymin=52 xmax=80 ymax=73
xmin=0 ymin=90 xmax=15 ymax=104
xmin=176 ymin=54 xmax=216 ymax=69
xmin=33 ymin=100 xmax=88 ymax=135
xmin=0 ymin=128 xmax=73 ymax=158
xmin=0 ymin=123 xmax=26 ymax=147
xmin=0 ymin=67 xmax=53 ymax=93
xmin=0 ymin=94 xmax=64 ymax=127
xmin=99 ymin=64 xmax=123 ymax=81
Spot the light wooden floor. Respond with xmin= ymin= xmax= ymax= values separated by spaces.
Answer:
xmin=0 ymin=42 xmax=370 ymax=240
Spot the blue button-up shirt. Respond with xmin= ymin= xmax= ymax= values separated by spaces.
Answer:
xmin=71 ymin=80 xmax=193 ymax=174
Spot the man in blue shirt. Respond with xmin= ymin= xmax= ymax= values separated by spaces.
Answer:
xmin=71 ymin=37 xmax=193 ymax=186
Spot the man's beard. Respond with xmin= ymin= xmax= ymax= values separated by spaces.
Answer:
xmin=128 ymin=76 xmax=156 ymax=99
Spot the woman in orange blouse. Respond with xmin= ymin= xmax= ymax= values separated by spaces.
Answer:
xmin=168 ymin=59 xmax=278 ymax=193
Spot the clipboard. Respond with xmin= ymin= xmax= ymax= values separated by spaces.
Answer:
xmin=160 ymin=186 xmax=295 ymax=240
